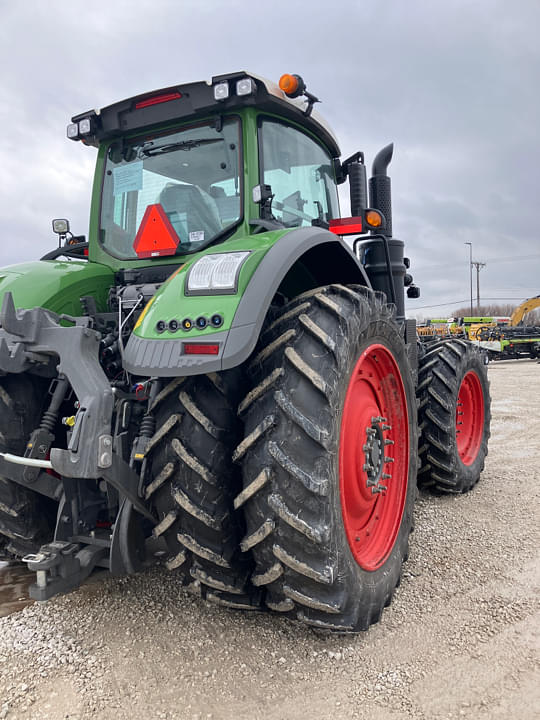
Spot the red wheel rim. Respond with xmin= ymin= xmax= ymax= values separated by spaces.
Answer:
xmin=456 ymin=371 xmax=484 ymax=465
xmin=339 ymin=343 xmax=409 ymax=571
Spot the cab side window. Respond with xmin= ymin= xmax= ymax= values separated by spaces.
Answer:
xmin=260 ymin=120 xmax=339 ymax=227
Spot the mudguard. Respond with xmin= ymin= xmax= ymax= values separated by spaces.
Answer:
xmin=123 ymin=227 xmax=370 ymax=376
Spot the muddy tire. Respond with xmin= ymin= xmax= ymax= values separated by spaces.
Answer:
xmin=417 ymin=338 xmax=491 ymax=493
xmin=0 ymin=375 xmax=57 ymax=559
xmin=235 ymin=285 xmax=417 ymax=631
xmin=145 ymin=372 xmax=261 ymax=609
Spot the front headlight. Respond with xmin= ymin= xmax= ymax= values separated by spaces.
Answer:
xmin=186 ymin=251 xmax=250 ymax=295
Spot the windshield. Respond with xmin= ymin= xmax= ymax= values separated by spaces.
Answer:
xmin=100 ymin=118 xmax=242 ymax=258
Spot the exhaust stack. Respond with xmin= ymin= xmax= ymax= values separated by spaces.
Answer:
xmin=360 ymin=143 xmax=408 ymax=318
xmin=369 ymin=143 xmax=393 ymax=236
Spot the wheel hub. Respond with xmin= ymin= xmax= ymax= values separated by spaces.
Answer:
xmin=362 ymin=417 xmax=393 ymax=494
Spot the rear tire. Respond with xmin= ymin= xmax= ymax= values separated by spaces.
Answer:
xmin=417 ymin=338 xmax=491 ymax=493
xmin=0 ymin=375 xmax=57 ymax=559
xmin=236 ymin=285 xmax=417 ymax=631
xmin=146 ymin=372 xmax=261 ymax=609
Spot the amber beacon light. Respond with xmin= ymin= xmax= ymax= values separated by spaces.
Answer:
xmin=279 ymin=73 xmax=305 ymax=98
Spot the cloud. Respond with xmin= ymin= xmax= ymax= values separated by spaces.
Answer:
xmin=0 ymin=0 xmax=538 ymax=312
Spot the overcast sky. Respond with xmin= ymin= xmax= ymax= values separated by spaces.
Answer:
xmin=0 ymin=0 xmax=538 ymax=318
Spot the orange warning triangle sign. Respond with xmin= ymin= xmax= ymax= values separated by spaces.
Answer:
xmin=133 ymin=203 xmax=180 ymax=258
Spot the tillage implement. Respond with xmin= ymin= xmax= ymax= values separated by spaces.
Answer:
xmin=0 ymin=72 xmax=491 ymax=631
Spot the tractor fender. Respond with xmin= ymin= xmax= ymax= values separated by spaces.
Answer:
xmin=221 ymin=226 xmax=370 ymax=369
xmin=124 ymin=227 xmax=369 ymax=376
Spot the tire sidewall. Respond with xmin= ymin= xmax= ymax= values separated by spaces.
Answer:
xmin=451 ymin=348 xmax=490 ymax=488
xmin=328 ymin=313 xmax=417 ymax=614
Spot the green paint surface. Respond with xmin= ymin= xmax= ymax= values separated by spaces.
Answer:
xmin=0 ymin=260 xmax=113 ymax=315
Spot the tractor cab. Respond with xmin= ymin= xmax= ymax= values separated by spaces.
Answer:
xmin=97 ymin=111 xmax=340 ymax=261
xmin=67 ymin=72 xmax=384 ymax=270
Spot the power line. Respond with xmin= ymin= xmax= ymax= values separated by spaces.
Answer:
xmin=412 ymin=299 xmax=469 ymax=309
xmin=480 ymin=253 xmax=540 ymax=264
xmin=414 ymin=253 xmax=540 ymax=273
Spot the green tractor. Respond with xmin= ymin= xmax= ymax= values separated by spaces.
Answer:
xmin=0 ymin=72 xmax=490 ymax=631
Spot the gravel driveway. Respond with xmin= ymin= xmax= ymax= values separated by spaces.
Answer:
xmin=0 ymin=359 xmax=538 ymax=720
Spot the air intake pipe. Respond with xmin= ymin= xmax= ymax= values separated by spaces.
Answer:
xmin=349 ymin=159 xmax=368 ymax=216
xmin=360 ymin=143 xmax=406 ymax=318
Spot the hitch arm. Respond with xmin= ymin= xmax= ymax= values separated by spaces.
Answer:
xmin=24 ymin=541 xmax=108 ymax=602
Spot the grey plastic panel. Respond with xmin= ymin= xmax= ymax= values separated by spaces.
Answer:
xmin=221 ymin=323 xmax=257 ymax=370
xmin=123 ymin=329 xmax=228 ymax=376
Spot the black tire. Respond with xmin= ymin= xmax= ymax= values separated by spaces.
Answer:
xmin=235 ymin=285 xmax=417 ymax=631
xmin=145 ymin=371 xmax=261 ymax=609
xmin=417 ymin=338 xmax=491 ymax=493
xmin=0 ymin=375 xmax=57 ymax=559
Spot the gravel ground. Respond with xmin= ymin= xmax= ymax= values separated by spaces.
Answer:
xmin=0 ymin=359 xmax=538 ymax=720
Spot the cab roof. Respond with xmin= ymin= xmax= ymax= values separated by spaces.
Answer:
xmin=70 ymin=71 xmax=341 ymax=157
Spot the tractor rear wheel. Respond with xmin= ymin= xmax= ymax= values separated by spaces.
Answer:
xmin=236 ymin=285 xmax=417 ymax=631
xmin=417 ymin=338 xmax=491 ymax=493
xmin=146 ymin=372 xmax=261 ymax=609
xmin=0 ymin=375 xmax=57 ymax=559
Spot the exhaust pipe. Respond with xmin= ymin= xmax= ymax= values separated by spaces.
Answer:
xmin=361 ymin=143 xmax=407 ymax=319
xmin=369 ymin=143 xmax=393 ymax=236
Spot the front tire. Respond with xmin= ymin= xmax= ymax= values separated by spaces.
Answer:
xmin=236 ymin=285 xmax=417 ymax=631
xmin=417 ymin=338 xmax=491 ymax=493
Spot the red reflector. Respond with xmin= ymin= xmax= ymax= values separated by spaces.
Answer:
xmin=83 ymin=248 xmax=89 ymax=257
xmin=183 ymin=343 xmax=220 ymax=356
xmin=135 ymin=92 xmax=182 ymax=109
xmin=329 ymin=217 xmax=364 ymax=235
xmin=133 ymin=204 xmax=179 ymax=258
xmin=96 ymin=520 xmax=112 ymax=529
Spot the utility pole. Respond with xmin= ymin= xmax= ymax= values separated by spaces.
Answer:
xmin=472 ymin=261 xmax=486 ymax=310
xmin=464 ymin=242 xmax=473 ymax=315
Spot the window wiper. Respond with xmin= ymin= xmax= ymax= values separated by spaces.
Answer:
xmin=141 ymin=138 xmax=224 ymax=157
